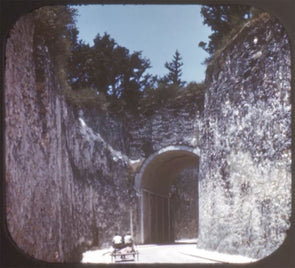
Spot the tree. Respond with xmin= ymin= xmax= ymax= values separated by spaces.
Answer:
xmin=32 ymin=6 xmax=78 ymax=87
xmin=199 ymin=5 xmax=256 ymax=57
xmin=68 ymin=32 xmax=152 ymax=106
xmin=68 ymin=40 xmax=92 ymax=90
xmin=33 ymin=6 xmax=78 ymax=64
xmin=162 ymin=50 xmax=185 ymax=87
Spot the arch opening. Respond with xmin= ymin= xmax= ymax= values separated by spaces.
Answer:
xmin=136 ymin=146 xmax=200 ymax=244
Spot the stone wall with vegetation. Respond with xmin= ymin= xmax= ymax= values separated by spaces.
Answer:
xmin=5 ymin=14 xmax=135 ymax=262
xmin=198 ymin=13 xmax=291 ymax=259
xmin=5 ymin=8 xmax=291 ymax=264
xmin=4 ymin=13 xmax=202 ymax=262
xmin=5 ymin=15 xmax=73 ymax=262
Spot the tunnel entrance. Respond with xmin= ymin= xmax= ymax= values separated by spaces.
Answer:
xmin=135 ymin=146 xmax=200 ymax=244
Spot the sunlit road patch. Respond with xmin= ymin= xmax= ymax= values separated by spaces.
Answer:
xmin=82 ymin=243 xmax=256 ymax=264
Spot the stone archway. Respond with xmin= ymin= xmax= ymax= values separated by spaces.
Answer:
xmin=134 ymin=146 xmax=200 ymax=244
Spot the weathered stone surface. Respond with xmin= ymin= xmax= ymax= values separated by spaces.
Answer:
xmin=5 ymin=15 xmax=134 ymax=262
xmin=4 ymin=14 xmax=201 ymax=262
xmin=4 ymin=11 xmax=291 ymax=263
xmin=198 ymin=14 xmax=291 ymax=259
xmin=171 ymin=167 xmax=199 ymax=240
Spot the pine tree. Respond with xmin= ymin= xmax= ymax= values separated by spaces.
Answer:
xmin=68 ymin=32 xmax=151 ymax=99
xmin=163 ymin=50 xmax=185 ymax=87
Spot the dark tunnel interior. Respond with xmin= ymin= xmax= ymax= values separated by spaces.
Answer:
xmin=140 ymin=150 xmax=199 ymax=243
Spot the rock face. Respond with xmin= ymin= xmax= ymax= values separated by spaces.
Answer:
xmin=171 ymin=167 xmax=199 ymax=240
xmin=4 ymin=14 xmax=201 ymax=262
xmin=198 ymin=14 xmax=291 ymax=259
xmin=4 ymin=15 xmax=133 ymax=262
xmin=4 ymin=11 xmax=291 ymax=263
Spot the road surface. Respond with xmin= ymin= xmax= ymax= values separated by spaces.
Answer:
xmin=81 ymin=243 xmax=255 ymax=264
xmin=130 ymin=244 xmax=218 ymax=264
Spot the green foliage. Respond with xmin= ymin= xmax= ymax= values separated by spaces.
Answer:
xmin=32 ymin=5 xmax=78 ymax=93
xmin=33 ymin=6 xmax=77 ymax=66
xmin=139 ymin=81 xmax=205 ymax=113
xmin=199 ymin=5 xmax=261 ymax=60
xmin=186 ymin=81 xmax=204 ymax=95
xmin=31 ymin=6 xmax=205 ymax=114
xmin=68 ymin=32 xmax=151 ymax=107
xmin=161 ymin=50 xmax=185 ymax=87
xmin=143 ymin=84 xmax=179 ymax=107
xmin=185 ymin=82 xmax=205 ymax=106
xmin=64 ymin=87 xmax=110 ymax=110
xmin=68 ymin=41 xmax=92 ymax=90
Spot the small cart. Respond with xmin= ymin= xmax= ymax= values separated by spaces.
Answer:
xmin=111 ymin=247 xmax=139 ymax=262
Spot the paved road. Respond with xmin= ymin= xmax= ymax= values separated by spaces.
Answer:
xmin=134 ymin=244 xmax=218 ymax=264
xmin=82 ymin=243 xmax=218 ymax=264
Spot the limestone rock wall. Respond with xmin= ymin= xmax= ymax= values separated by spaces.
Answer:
xmin=171 ymin=167 xmax=199 ymax=240
xmin=5 ymin=15 xmax=134 ymax=262
xmin=80 ymin=94 xmax=202 ymax=161
xmin=4 ymin=10 xmax=291 ymax=264
xmin=5 ymin=15 xmax=70 ymax=261
xmin=126 ymin=99 xmax=201 ymax=159
xmin=4 ymin=14 xmax=201 ymax=262
xmin=198 ymin=14 xmax=292 ymax=259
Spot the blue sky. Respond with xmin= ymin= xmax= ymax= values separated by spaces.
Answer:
xmin=74 ymin=5 xmax=211 ymax=83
